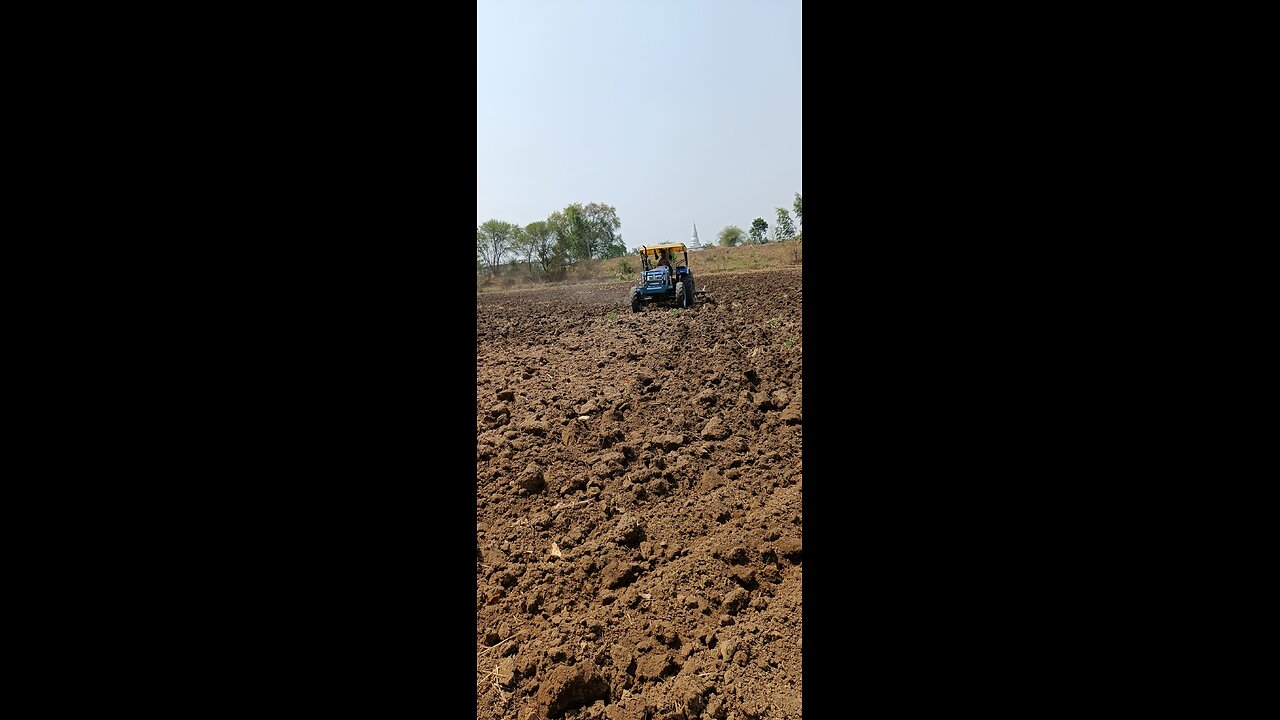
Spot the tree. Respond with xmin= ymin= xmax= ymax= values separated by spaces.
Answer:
xmin=546 ymin=209 xmax=584 ymax=278
xmin=749 ymin=217 xmax=770 ymax=244
xmin=477 ymin=219 xmax=518 ymax=277
xmin=524 ymin=219 xmax=565 ymax=278
xmin=718 ymin=225 xmax=744 ymax=247
xmin=508 ymin=225 xmax=532 ymax=271
xmin=597 ymin=237 xmax=627 ymax=259
xmin=582 ymin=202 xmax=625 ymax=259
xmin=793 ymin=192 xmax=802 ymax=229
xmin=552 ymin=204 xmax=592 ymax=263
xmin=544 ymin=202 xmax=627 ymax=263
xmin=774 ymin=208 xmax=796 ymax=242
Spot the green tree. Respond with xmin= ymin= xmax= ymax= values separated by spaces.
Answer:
xmin=546 ymin=209 xmax=583 ymax=276
xmin=508 ymin=225 xmax=532 ymax=271
xmin=583 ymin=202 xmax=625 ymax=259
xmin=718 ymin=225 xmax=744 ymax=247
xmin=547 ymin=210 xmax=566 ymax=239
xmin=793 ymin=192 xmax=802 ymax=229
xmin=749 ymin=217 xmax=770 ymax=244
xmin=524 ymin=219 xmax=564 ymax=279
xmin=549 ymin=202 xmax=627 ymax=263
xmin=477 ymin=219 xmax=518 ymax=277
xmin=554 ymin=204 xmax=592 ymax=263
xmin=775 ymin=208 xmax=796 ymax=242
xmin=598 ymin=237 xmax=627 ymax=259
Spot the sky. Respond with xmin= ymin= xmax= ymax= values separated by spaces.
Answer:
xmin=478 ymin=0 xmax=801 ymax=249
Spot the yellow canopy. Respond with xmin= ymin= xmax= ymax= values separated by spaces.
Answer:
xmin=637 ymin=243 xmax=687 ymax=257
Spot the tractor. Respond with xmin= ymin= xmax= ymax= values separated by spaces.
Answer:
xmin=629 ymin=242 xmax=701 ymax=312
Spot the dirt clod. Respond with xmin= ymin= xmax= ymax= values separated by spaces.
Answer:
xmin=536 ymin=663 xmax=610 ymax=717
xmin=635 ymin=651 xmax=679 ymax=682
xmin=613 ymin=514 xmax=646 ymax=546
xmin=775 ymin=537 xmax=802 ymax=563
xmin=518 ymin=464 xmax=546 ymax=493
xmin=496 ymin=658 xmax=516 ymax=686
xmin=602 ymin=560 xmax=642 ymax=589
xmin=722 ymin=587 xmax=750 ymax=614
xmin=700 ymin=417 xmax=730 ymax=440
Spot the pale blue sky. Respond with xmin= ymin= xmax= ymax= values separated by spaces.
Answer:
xmin=478 ymin=0 xmax=801 ymax=249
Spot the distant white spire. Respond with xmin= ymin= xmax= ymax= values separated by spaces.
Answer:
xmin=689 ymin=221 xmax=702 ymax=249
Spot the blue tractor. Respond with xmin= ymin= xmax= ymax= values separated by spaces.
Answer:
xmin=630 ymin=242 xmax=698 ymax=312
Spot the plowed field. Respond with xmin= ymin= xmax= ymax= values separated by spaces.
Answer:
xmin=476 ymin=267 xmax=802 ymax=720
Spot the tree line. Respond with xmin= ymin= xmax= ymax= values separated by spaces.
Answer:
xmin=477 ymin=202 xmax=625 ymax=282
xmin=717 ymin=192 xmax=802 ymax=247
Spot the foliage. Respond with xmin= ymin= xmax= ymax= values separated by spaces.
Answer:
xmin=473 ymin=201 xmax=624 ymax=284
xmin=616 ymin=258 xmax=635 ymax=280
xmin=774 ymin=208 xmax=796 ymax=242
xmin=525 ymin=219 xmax=566 ymax=279
xmin=718 ymin=225 xmax=744 ymax=247
xmin=749 ymin=217 xmax=770 ymax=245
xmin=583 ymin=202 xmax=625 ymax=259
xmin=477 ymin=219 xmax=519 ymax=277
xmin=550 ymin=202 xmax=626 ymax=263
xmin=565 ymin=205 xmax=592 ymax=263
xmin=508 ymin=225 xmax=533 ymax=268
xmin=793 ymin=192 xmax=802 ymax=228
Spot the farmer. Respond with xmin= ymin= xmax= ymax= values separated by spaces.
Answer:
xmin=656 ymin=249 xmax=671 ymax=281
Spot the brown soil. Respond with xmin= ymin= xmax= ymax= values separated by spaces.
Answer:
xmin=477 ymin=267 xmax=802 ymax=720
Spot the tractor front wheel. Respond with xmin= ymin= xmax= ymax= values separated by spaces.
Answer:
xmin=631 ymin=289 xmax=642 ymax=313
xmin=675 ymin=282 xmax=687 ymax=309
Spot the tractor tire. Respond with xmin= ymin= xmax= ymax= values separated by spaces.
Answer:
xmin=686 ymin=278 xmax=695 ymax=306
xmin=675 ymin=282 xmax=687 ymax=309
xmin=631 ymin=289 xmax=642 ymax=313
